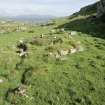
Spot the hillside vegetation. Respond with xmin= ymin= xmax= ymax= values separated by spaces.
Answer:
xmin=0 ymin=3 xmax=105 ymax=105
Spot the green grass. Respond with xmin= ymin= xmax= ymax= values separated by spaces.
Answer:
xmin=0 ymin=14 xmax=105 ymax=105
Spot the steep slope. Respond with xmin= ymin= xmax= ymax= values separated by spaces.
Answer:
xmin=56 ymin=1 xmax=105 ymax=38
xmin=97 ymin=0 xmax=105 ymax=21
xmin=78 ymin=2 xmax=98 ymax=16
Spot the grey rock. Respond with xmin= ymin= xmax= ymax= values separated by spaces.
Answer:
xmin=97 ymin=0 xmax=105 ymax=20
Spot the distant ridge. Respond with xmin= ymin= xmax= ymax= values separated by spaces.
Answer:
xmin=0 ymin=14 xmax=55 ymax=22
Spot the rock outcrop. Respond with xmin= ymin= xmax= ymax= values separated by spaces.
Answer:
xmin=97 ymin=0 xmax=105 ymax=21
xmin=76 ymin=0 xmax=105 ymax=21
xmin=79 ymin=2 xmax=97 ymax=16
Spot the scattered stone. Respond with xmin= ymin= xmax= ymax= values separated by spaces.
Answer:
xmin=6 ymin=85 xmax=27 ymax=97
xmin=69 ymin=47 xmax=77 ymax=54
xmin=55 ymin=53 xmax=61 ymax=60
xmin=48 ymin=41 xmax=84 ymax=59
xmin=70 ymin=31 xmax=77 ymax=36
xmin=48 ymin=52 xmax=54 ymax=57
xmin=58 ymin=49 xmax=69 ymax=56
xmin=17 ymin=85 xmax=27 ymax=95
xmin=59 ymin=28 xmax=65 ymax=33
xmin=53 ymin=38 xmax=63 ymax=44
xmin=0 ymin=79 xmax=3 ymax=83
xmin=61 ymin=28 xmax=65 ymax=31
xmin=54 ymin=36 xmax=57 ymax=39
xmin=71 ymin=41 xmax=84 ymax=52
xmin=19 ymin=51 xmax=27 ymax=57
xmin=40 ymin=34 xmax=44 ymax=38
xmin=50 ymin=29 xmax=56 ymax=34
xmin=67 ymin=33 xmax=73 ymax=39
xmin=5 ymin=85 xmax=34 ymax=102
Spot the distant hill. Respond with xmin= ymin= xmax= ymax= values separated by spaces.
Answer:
xmin=0 ymin=14 xmax=55 ymax=23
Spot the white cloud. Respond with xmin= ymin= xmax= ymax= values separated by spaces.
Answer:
xmin=0 ymin=0 xmax=98 ymax=16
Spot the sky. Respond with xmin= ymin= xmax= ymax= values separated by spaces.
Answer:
xmin=0 ymin=0 xmax=98 ymax=17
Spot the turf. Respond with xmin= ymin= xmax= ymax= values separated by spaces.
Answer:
xmin=0 ymin=14 xmax=105 ymax=105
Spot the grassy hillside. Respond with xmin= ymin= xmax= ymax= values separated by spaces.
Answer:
xmin=0 ymin=6 xmax=105 ymax=105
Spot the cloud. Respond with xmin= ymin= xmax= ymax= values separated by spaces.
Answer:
xmin=0 ymin=0 xmax=98 ymax=16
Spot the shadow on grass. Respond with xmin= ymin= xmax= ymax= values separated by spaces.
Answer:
xmin=57 ymin=16 xmax=105 ymax=39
